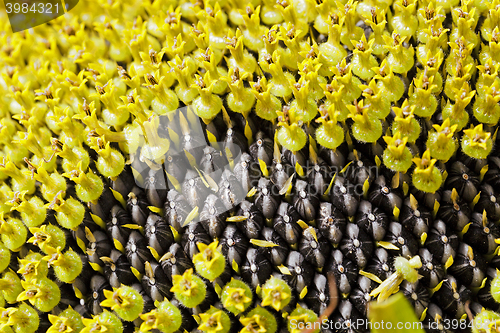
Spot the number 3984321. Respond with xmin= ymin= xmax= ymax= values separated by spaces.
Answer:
xmin=5 ymin=2 xmax=59 ymax=14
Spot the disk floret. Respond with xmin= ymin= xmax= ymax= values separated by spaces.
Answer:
xmin=261 ymin=276 xmax=292 ymax=311
xmin=412 ymin=150 xmax=443 ymax=193
xmin=461 ymin=124 xmax=493 ymax=160
xmin=370 ymin=255 xmax=422 ymax=301
xmin=47 ymin=308 xmax=84 ymax=333
xmin=221 ymin=279 xmax=253 ymax=315
xmin=198 ymin=306 xmax=231 ymax=333
xmin=81 ymin=311 xmax=123 ymax=333
xmin=193 ymin=240 xmax=226 ymax=281
xmin=170 ymin=268 xmax=207 ymax=308
xmin=427 ymin=118 xmax=458 ymax=161
xmin=287 ymin=305 xmax=319 ymax=333
xmin=315 ymin=105 xmax=344 ymax=150
xmin=348 ymin=99 xmax=382 ymax=143
xmin=239 ymin=307 xmax=277 ymax=333
xmin=100 ymin=285 xmax=144 ymax=321
xmin=382 ymin=133 xmax=412 ymax=173
xmin=139 ymin=299 xmax=182 ymax=333
xmin=276 ymin=107 xmax=307 ymax=152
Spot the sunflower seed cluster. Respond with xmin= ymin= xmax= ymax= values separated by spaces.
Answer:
xmin=1 ymin=0 xmax=500 ymax=332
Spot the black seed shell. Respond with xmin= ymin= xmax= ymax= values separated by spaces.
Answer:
xmin=88 ymin=187 xmax=116 ymax=221
xmin=474 ymin=184 xmax=500 ymax=221
xmin=125 ymin=231 xmax=153 ymax=274
xmin=72 ymin=255 xmax=93 ymax=297
xmin=365 ymin=248 xmax=394 ymax=282
xmin=236 ymin=200 xmax=265 ymax=239
xmin=86 ymin=230 xmax=112 ymax=266
xmin=284 ymin=251 xmax=314 ymax=292
xmin=418 ymin=248 xmax=444 ymax=289
xmin=219 ymin=224 xmax=248 ymax=266
xmin=400 ymin=281 xmax=429 ymax=318
xmin=331 ymin=300 xmax=365 ymax=333
xmin=164 ymin=189 xmax=192 ymax=232
xmin=476 ymin=268 xmax=500 ymax=312
xmin=422 ymin=303 xmax=455 ymax=333
xmin=438 ymin=190 xmax=471 ymax=232
xmin=110 ymin=167 xmax=135 ymax=200
xmin=331 ymin=176 xmax=360 ymax=217
xmin=199 ymin=146 xmax=228 ymax=179
xmin=317 ymin=202 xmax=347 ymax=245
xmin=164 ymin=152 xmax=189 ymax=185
xmin=87 ymin=274 xmax=110 ymax=315
xmin=160 ymin=243 xmax=193 ymax=279
xmin=282 ymin=148 xmax=307 ymax=168
xmin=426 ymin=220 xmax=459 ymax=265
xmin=106 ymin=205 xmax=132 ymax=249
xmin=102 ymin=249 xmax=136 ymax=288
xmin=462 ymin=212 xmax=500 ymax=255
xmin=199 ymin=194 xmax=228 ymax=238
xmin=299 ymin=227 xmax=330 ymax=269
xmin=318 ymin=144 xmax=346 ymax=170
xmin=411 ymin=188 xmax=442 ymax=211
xmin=218 ymin=169 xmax=246 ymax=211
xmin=249 ymin=132 xmax=274 ymax=166
xmin=273 ymin=202 xmax=302 ymax=245
xmin=260 ymin=227 xmax=289 ymax=266
xmin=182 ymin=170 xmax=211 ymax=210
xmin=270 ymin=162 xmax=292 ymax=191
xmin=340 ymin=223 xmax=373 ymax=269
xmin=307 ymin=159 xmax=332 ymax=197
xmin=325 ymin=249 xmax=358 ymax=295
xmin=433 ymin=275 xmax=472 ymax=319
xmin=72 ymin=213 xmax=101 ymax=250
xmin=457 ymin=151 xmax=488 ymax=175
xmin=181 ymin=222 xmax=211 ymax=259
xmin=142 ymin=261 xmax=172 ymax=302
xmin=368 ymin=175 xmax=403 ymax=215
xmin=304 ymin=273 xmax=330 ymax=315
xmin=127 ymin=187 xmax=149 ymax=227
xmin=181 ymin=132 xmax=206 ymax=162
xmin=483 ymin=156 xmax=500 ymax=188
xmin=145 ymin=213 xmax=173 ymax=256
xmin=445 ymin=161 xmax=479 ymax=203
xmin=240 ymin=248 xmax=273 ymax=289
xmin=448 ymin=242 xmax=487 ymax=288
xmin=293 ymin=179 xmax=320 ymax=222
xmin=383 ymin=222 xmax=418 ymax=258
xmin=355 ymin=200 xmax=388 ymax=241
xmin=345 ymin=155 xmax=375 ymax=187
xmin=400 ymin=198 xmax=432 ymax=238
xmin=350 ymin=276 xmax=377 ymax=316
xmin=233 ymin=153 xmax=259 ymax=195
xmin=224 ymin=127 xmax=248 ymax=160
xmin=255 ymin=178 xmax=280 ymax=219
xmin=144 ymin=168 xmax=168 ymax=208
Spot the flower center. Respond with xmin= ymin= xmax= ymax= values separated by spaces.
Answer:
xmin=180 ymin=278 xmax=192 ymax=291
xmin=113 ymin=293 xmax=124 ymax=305
xmin=204 ymin=249 xmax=214 ymax=262
xmin=232 ymin=291 xmax=242 ymax=302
